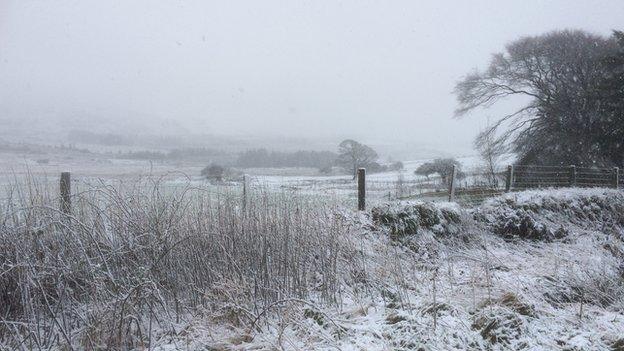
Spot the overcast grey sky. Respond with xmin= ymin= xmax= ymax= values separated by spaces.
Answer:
xmin=1 ymin=0 xmax=623 ymax=152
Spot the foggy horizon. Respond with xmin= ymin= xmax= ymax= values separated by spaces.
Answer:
xmin=2 ymin=1 xmax=624 ymax=153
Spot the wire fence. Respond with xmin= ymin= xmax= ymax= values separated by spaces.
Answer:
xmin=0 ymin=170 xmax=354 ymax=213
xmin=388 ymin=164 xmax=621 ymax=206
xmin=0 ymin=164 xmax=621 ymax=209
xmin=386 ymin=169 xmax=506 ymax=205
xmin=512 ymin=165 xmax=620 ymax=189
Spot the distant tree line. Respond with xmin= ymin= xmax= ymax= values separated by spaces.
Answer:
xmin=117 ymin=150 xmax=167 ymax=160
xmin=236 ymin=149 xmax=338 ymax=169
xmin=166 ymin=147 xmax=229 ymax=161
xmin=68 ymin=130 xmax=134 ymax=146
xmin=116 ymin=147 xmax=232 ymax=163
xmin=235 ymin=141 xmax=403 ymax=177
xmin=456 ymin=30 xmax=624 ymax=167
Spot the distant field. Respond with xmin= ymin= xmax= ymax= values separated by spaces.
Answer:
xmin=4 ymin=148 xmax=616 ymax=209
xmin=0 ymin=148 xmax=514 ymax=208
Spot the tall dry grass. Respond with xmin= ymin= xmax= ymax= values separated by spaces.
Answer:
xmin=0 ymin=176 xmax=350 ymax=350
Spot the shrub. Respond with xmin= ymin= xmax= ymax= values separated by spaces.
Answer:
xmin=415 ymin=158 xmax=464 ymax=184
xmin=371 ymin=202 xmax=462 ymax=239
xmin=201 ymin=163 xmax=226 ymax=181
xmin=388 ymin=161 xmax=404 ymax=171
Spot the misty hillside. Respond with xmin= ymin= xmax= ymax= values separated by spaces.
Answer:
xmin=0 ymin=107 xmax=188 ymax=142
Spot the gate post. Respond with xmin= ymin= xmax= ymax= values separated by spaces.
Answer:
xmin=448 ymin=165 xmax=457 ymax=202
xmin=242 ymin=174 xmax=248 ymax=212
xmin=357 ymin=168 xmax=366 ymax=211
xmin=60 ymin=172 xmax=71 ymax=214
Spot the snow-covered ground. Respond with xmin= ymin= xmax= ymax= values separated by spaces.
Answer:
xmin=0 ymin=151 xmax=499 ymax=206
xmin=144 ymin=188 xmax=624 ymax=350
xmin=1 ymin=147 xmax=622 ymax=350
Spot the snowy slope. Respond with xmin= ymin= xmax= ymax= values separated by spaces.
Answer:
xmin=148 ymin=188 xmax=624 ymax=350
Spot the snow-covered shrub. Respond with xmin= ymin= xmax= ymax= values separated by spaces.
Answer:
xmin=371 ymin=202 xmax=462 ymax=239
xmin=478 ymin=292 xmax=536 ymax=317
xmin=478 ymin=188 xmax=624 ymax=237
xmin=542 ymin=262 xmax=624 ymax=309
xmin=473 ymin=188 xmax=624 ymax=241
xmin=471 ymin=308 xmax=526 ymax=347
xmin=475 ymin=206 xmax=569 ymax=241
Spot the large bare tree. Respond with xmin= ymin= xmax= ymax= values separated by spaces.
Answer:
xmin=455 ymin=30 xmax=621 ymax=166
xmin=337 ymin=139 xmax=378 ymax=179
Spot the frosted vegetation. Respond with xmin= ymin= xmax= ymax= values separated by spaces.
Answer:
xmin=1 ymin=178 xmax=623 ymax=350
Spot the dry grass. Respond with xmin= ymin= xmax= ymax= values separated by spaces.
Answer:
xmin=2 ymin=179 xmax=624 ymax=350
xmin=0 ymin=176 xmax=350 ymax=350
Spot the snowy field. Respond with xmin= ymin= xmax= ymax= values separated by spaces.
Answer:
xmin=1 ymin=159 xmax=623 ymax=350
xmin=0 ymin=150 xmax=494 ymax=207
xmin=146 ymin=189 xmax=624 ymax=350
xmin=3 ymin=150 xmax=622 ymax=350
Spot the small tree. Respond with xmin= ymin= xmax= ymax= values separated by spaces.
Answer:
xmin=336 ymin=139 xmax=378 ymax=179
xmin=395 ymin=172 xmax=406 ymax=198
xmin=318 ymin=164 xmax=333 ymax=175
xmin=415 ymin=158 xmax=463 ymax=185
xmin=388 ymin=161 xmax=404 ymax=171
xmin=201 ymin=163 xmax=225 ymax=182
xmin=475 ymin=123 xmax=506 ymax=186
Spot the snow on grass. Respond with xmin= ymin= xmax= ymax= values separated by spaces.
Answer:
xmin=141 ymin=188 xmax=624 ymax=350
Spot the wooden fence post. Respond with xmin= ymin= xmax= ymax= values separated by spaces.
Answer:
xmin=357 ymin=168 xmax=366 ymax=211
xmin=614 ymin=167 xmax=619 ymax=189
xmin=569 ymin=165 xmax=577 ymax=187
xmin=448 ymin=164 xmax=457 ymax=202
xmin=242 ymin=174 xmax=248 ymax=212
xmin=60 ymin=172 xmax=71 ymax=214
xmin=505 ymin=165 xmax=514 ymax=192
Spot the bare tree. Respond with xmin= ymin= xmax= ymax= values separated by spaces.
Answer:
xmin=395 ymin=172 xmax=406 ymax=199
xmin=415 ymin=158 xmax=463 ymax=185
xmin=454 ymin=30 xmax=620 ymax=166
xmin=475 ymin=120 xmax=506 ymax=186
xmin=201 ymin=163 xmax=226 ymax=182
xmin=337 ymin=139 xmax=378 ymax=179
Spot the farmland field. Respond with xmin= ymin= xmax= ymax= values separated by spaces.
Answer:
xmin=0 ymin=147 xmax=498 ymax=208
xmin=1 ymin=148 xmax=623 ymax=350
